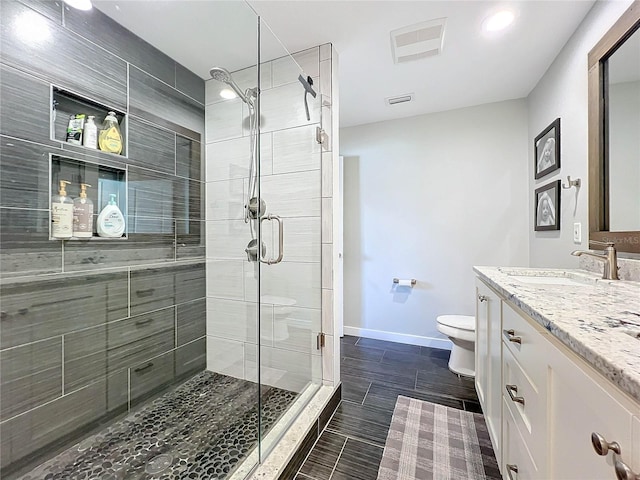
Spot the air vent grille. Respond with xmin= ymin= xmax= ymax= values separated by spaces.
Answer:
xmin=391 ymin=18 xmax=446 ymax=64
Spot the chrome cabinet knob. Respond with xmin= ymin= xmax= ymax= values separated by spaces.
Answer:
xmin=478 ymin=295 xmax=488 ymax=302
xmin=591 ymin=432 xmax=621 ymax=456
xmin=506 ymin=464 xmax=518 ymax=480
xmin=615 ymin=459 xmax=640 ymax=480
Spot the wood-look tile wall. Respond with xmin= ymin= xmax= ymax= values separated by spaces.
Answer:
xmin=0 ymin=0 xmax=206 ymax=473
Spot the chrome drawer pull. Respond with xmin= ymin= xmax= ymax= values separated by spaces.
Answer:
xmin=478 ymin=295 xmax=488 ymax=302
xmin=615 ymin=459 xmax=640 ymax=480
xmin=591 ymin=432 xmax=621 ymax=456
xmin=506 ymin=464 xmax=518 ymax=480
xmin=506 ymin=384 xmax=525 ymax=405
xmin=134 ymin=362 xmax=154 ymax=373
xmin=503 ymin=329 xmax=522 ymax=344
xmin=135 ymin=318 xmax=154 ymax=327
xmin=136 ymin=288 xmax=155 ymax=297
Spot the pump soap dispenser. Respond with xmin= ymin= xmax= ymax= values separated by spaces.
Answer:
xmin=52 ymin=180 xmax=73 ymax=239
xmin=98 ymin=111 xmax=123 ymax=154
xmin=73 ymin=183 xmax=94 ymax=238
xmin=97 ymin=194 xmax=125 ymax=238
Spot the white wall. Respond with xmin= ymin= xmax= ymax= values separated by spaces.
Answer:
xmin=340 ymin=99 xmax=529 ymax=345
xmin=527 ymin=0 xmax=634 ymax=268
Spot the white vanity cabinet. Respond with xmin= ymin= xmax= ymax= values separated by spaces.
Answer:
xmin=545 ymin=330 xmax=639 ymax=480
xmin=475 ymin=280 xmax=503 ymax=469
xmin=475 ymin=277 xmax=640 ymax=480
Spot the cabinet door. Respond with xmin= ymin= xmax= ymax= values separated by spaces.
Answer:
xmin=476 ymin=279 xmax=502 ymax=466
xmin=476 ymin=280 xmax=489 ymax=407
xmin=547 ymin=339 xmax=634 ymax=479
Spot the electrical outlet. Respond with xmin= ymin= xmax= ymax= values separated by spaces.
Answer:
xmin=573 ymin=223 xmax=582 ymax=244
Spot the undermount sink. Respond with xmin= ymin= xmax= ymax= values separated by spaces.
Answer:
xmin=508 ymin=275 xmax=587 ymax=287
xmin=497 ymin=268 xmax=598 ymax=287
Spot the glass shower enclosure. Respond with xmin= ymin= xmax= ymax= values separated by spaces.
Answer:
xmin=0 ymin=0 xmax=324 ymax=478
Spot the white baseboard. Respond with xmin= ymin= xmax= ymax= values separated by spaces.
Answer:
xmin=343 ymin=326 xmax=452 ymax=351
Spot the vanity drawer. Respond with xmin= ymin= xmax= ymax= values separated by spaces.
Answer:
xmin=130 ymin=268 xmax=175 ymax=316
xmin=503 ymin=346 xmax=546 ymax=466
xmin=107 ymin=328 xmax=174 ymax=373
xmin=0 ymin=284 xmax=106 ymax=349
xmin=129 ymin=351 xmax=175 ymax=405
xmin=502 ymin=397 xmax=540 ymax=480
xmin=107 ymin=307 xmax=175 ymax=350
xmin=502 ymin=302 xmax=548 ymax=387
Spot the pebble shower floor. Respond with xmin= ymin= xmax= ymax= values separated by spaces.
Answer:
xmin=18 ymin=371 xmax=296 ymax=480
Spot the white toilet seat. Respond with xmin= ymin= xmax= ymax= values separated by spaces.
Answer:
xmin=436 ymin=314 xmax=476 ymax=377
xmin=436 ymin=314 xmax=475 ymax=331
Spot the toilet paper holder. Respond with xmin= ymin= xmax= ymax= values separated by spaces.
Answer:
xmin=393 ymin=278 xmax=416 ymax=287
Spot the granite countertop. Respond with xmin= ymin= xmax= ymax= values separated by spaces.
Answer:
xmin=474 ymin=266 xmax=640 ymax=405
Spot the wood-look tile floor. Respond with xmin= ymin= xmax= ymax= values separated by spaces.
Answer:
xmin=295 ymin=335 xmax=485 ymax=480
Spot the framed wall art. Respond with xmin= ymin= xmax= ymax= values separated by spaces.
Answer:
xmin=535 ymin=180 xmax=561 ymax=231
xmin=534 ymin=118 xmax=561 ymax=179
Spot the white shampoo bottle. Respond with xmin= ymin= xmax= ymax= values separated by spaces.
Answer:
xmin=97 ymin=194 xmax=125 ymax=238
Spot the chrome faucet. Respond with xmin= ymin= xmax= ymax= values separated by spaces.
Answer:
xmin=571 ymin=241 xmax=619 ymax=280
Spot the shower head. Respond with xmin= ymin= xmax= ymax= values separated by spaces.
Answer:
xmin=209 ymin=66 xmax=231 ymax=83
xmin=209 ymin=66 xmax=250 ymax=104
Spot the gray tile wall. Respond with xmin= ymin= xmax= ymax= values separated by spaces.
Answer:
xmin=0 ymin=0 xmax=206 ymax=474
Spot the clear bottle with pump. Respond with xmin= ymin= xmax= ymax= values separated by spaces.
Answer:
xmin=97 ymin=194 xmax=125 ymax=238
xmin=83 ymin=116 xmax=98 ymax=149
xmin=51 ymin=180 xmax=73 ymax=239
xmin=98 ymin=111 xmax=123 ymax=154
xmin=73 ymin=183 xmax=94 ymax=238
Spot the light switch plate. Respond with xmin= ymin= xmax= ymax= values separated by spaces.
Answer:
xmin=573 ymin=223 xmax=582 ymax=244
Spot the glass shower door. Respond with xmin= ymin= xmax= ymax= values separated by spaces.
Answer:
xmin=256 ymin=18 xmax=324 ymax=459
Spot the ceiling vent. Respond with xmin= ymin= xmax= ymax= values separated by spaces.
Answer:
xmin=386 ymin=93 xmax=414 ymax=106
xmin=390 ymin=18 xmax=446 ymax=64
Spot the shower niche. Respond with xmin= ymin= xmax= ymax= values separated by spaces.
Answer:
xmin=51 ymin=87 xmax=127 ymax=158
xmin=50 ymin=155 xmax=127 ymax=240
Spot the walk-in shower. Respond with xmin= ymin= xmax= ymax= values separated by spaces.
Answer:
xmin=0 ymin=1 xmax=329 ymax=478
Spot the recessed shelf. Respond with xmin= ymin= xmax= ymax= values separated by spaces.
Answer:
xmin=51 ymin=155 xmax=127 ymax=240
xmin=52 ymin=86 xmax=127 ymax=158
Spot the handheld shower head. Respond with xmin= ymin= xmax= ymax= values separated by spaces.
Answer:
xmin=209 ymin=66 xmax=231 ymax=83
xmin=209 ymin=66 xmax=250 ymax=104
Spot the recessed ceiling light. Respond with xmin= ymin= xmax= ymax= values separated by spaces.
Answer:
xmin=482 ymin=10 xmax=515 ymax=33
xmin=63 ymin=0 xmax=93 ymax=11
xmin=220 ymin=88 xmax=237 ymax=100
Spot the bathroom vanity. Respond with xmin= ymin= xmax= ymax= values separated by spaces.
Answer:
xmin=474 ymin=267 xmax=640 ymax=480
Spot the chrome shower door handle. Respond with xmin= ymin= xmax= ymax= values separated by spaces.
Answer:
xmin=260 ymin=214 xmax=284 ymax=265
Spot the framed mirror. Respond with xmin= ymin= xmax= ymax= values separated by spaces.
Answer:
xmin=588 ymin=1 xmax=640 ymax=253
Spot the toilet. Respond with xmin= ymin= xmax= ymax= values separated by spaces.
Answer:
xmin=436 ymin=315 xmax=476 ymax=377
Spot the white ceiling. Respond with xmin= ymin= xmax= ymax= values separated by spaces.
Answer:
xmin=95 ymin=0 xmax=595 ymax=128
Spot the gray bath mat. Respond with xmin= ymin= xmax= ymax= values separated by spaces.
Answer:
xmin=377 ymin=396 xmax=500 ymax=480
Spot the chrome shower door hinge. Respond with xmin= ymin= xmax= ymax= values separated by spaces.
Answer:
xmin=315 ymin=127 xmax=328 ymax=146
xmin=316 ymin=332 xmax=326 ymax=350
